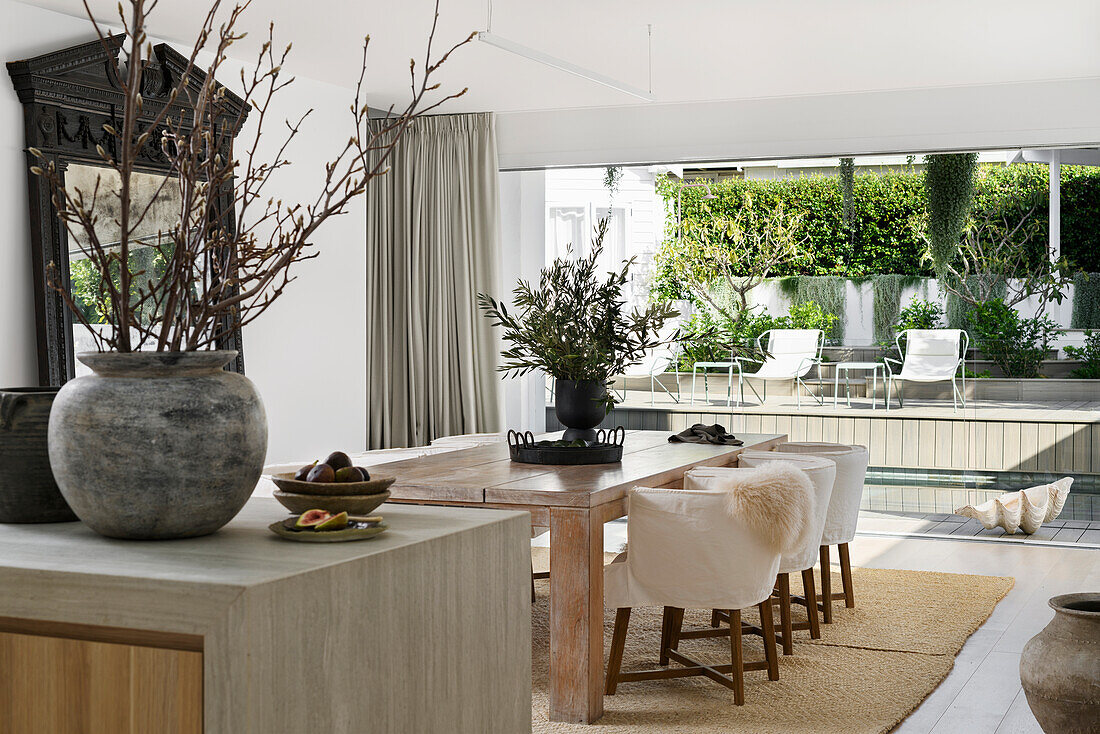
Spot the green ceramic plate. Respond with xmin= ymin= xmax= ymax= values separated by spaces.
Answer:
xmin=268 ymin=516 xmax=388 ymax=543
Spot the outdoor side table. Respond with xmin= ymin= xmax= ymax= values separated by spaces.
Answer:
xmin=833 ymin=361 xmax=885 ymax=409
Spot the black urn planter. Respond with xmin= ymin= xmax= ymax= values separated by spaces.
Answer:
xmin=554 ymin=379 xmax=609 ymax=442
xmin=0 ymin=387 xmax=77 ymax=523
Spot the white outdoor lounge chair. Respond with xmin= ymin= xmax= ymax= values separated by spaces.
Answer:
xmin=884 ymin=329 xmax=969 ymax=412
xmin=616 ymin=347 xmax=680 ymax=405
xmin=733 ymin=329 xmax=825 ymax=408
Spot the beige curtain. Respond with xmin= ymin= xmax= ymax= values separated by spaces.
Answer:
xmin=364 ymin=113 xmax=501 ymax=448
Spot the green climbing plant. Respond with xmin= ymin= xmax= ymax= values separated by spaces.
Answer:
xmin=839 ymin=157 xmax=855 ymax=244
xmin=1071 ymin=272 xmax=1100 ymax=329
xmin=871 ymin=274 xmax=923 ymax=342
xmin=924 ymin=152 xmax=978 ymax=274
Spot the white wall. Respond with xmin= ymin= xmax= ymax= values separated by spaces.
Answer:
xmin=544 ymin=166 xmax=666 ymax=311
xmin=232 ymin=74 xmax=368 ymax=465
xmin=495 ymin=77 xmax=1100 ymax=170
xmin=0 ymin=2 xmax=93 ymax=388
xmin=0 ymin=2 xmax=367 ymax=464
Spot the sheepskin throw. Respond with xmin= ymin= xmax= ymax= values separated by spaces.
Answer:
xmin=686 ymin=462 xmax=816 ymax=554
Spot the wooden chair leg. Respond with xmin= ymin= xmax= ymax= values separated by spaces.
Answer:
xmin=777 ymin=573 xmax=794 ymax=656
xmin=659 ymin=607 xmax=673 ymax=665
xmin=668 ymin=607 xmax=685 ymax=653
xmin=605 ymin=608 xmax=631 ymax=695
xmin=728 ymin=609 xmax=745 ymax=705
xmin=819 ymin=545 xmax=833 ymax=624
xmin=758 ymin=600 xmax=779 ymax=681
xmin=839 ymin=542 xmax=855 ymax=608
xmin=710 ymin=609 xmax=722 ymax=628
xmin=802 ymin=568 xmax=822 ymax=639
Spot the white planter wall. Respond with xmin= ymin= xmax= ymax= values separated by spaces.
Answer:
xmin=743 ymin=277 xmax=1085 ymax=351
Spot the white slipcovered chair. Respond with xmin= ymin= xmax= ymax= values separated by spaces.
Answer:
xmin=774 ymin=442 xmax=869 ymax=622
xmin=689 ymin=453 xmax=835 ymax=655
xmin=885 ymin=329 xmax=969 ymax=412
xmin=735 ymin=329 xmax=825 ymax=408
xmin=604 ymin=466 xmax=814 ymax=703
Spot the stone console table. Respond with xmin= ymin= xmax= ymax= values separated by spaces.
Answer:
xmin=0 ymin=499 xmax=531 ymax=734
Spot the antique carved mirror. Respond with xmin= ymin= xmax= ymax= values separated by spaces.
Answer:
xmin=7 ymin=36 xmax=248 ymax=385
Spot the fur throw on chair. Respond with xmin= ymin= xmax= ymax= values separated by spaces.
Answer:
xmin=720 ymin=462 xmax=816 ymax=554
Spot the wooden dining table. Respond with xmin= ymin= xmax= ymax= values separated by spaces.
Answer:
xmin=382 ymin=429 xmax=786 ymax=724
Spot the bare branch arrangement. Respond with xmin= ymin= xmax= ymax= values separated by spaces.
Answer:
xmin=30 ymin=0 xmax=471 ymax=352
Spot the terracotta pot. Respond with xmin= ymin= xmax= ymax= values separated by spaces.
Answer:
xmin=1020 ymin=593 xmax=1100 ymax=733
xmin=48 ymin=351 xmax=267 ymax=539
xmin=554 ymin=379 xmax=608 ymax=443
xmin=0 ymin=387 xmax=77 ymax=522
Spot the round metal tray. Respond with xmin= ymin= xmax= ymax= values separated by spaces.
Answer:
xmin=507 ymin=428 xmax=625 ymax=465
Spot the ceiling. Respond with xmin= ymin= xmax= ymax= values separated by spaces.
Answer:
xmin=23 ymin=0 xmax=1100 ymax=115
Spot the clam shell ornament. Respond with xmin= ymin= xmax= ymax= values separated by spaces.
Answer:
xmin=955 ymin=477 xmax=1073 ymax=534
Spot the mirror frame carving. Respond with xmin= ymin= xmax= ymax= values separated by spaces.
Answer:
xmin=7 ymin=35 xmax=249 ymax=385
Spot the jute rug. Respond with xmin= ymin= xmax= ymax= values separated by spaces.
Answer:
xmin=529 ymin=548 xmax=1013 ymax=734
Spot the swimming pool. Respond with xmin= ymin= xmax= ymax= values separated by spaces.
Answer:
xmin=862 ymin=467 xmax=1099 ymax=522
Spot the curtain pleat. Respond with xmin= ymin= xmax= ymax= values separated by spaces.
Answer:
xmin=364 ymin=113 xmax=501 ymax=448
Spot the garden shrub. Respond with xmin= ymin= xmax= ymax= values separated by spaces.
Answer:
xmin=778 ymin=276 xmax=846 ymax=341
xmin=1064 ymin=331 xmax=1100 ymax=379
xmin=1071 ymin=272 xmax=1100 ymax=329
xmin=896 ymin=299 xmax=946 ymax=332
xmin=968 ymin=299 xmax=1063 ymax=378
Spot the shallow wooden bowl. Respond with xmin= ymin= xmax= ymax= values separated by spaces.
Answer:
xmin=272 ymin=489 xmax=390 ymax=516
xmin=272 ymin=472 xmax=395 ymax=497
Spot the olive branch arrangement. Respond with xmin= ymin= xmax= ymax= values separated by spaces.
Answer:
xmin=478 ymin=218 xmax=680 ymax=404
xmin=30 ymin=0 xmax=471 ymax=352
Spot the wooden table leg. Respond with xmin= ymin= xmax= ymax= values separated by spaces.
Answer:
xmin=549 ymin=507 xmax=605 ymax=723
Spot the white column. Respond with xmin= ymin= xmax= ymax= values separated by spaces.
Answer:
xmin=1049 ymin=150 xmax=1061 ymax=262
xmin=498 ymin=170 xmax=548 ymax=434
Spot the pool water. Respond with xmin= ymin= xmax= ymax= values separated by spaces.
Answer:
xmin=862 ymin=468 xmax=1100 ymax=522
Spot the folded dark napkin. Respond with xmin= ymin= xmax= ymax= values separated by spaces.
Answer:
xmin=668 ymin=423 xmax=744 ymax=446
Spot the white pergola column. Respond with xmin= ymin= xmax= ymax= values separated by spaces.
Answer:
xmin=1049 ymin=149 xmax=1061 ymax=261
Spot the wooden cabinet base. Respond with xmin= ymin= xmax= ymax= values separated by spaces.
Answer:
xmin=0 ymin=630 xmax=202 ymax=734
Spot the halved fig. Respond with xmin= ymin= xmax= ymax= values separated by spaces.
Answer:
xmin=294 ymin=509 xmax=332 ymax=528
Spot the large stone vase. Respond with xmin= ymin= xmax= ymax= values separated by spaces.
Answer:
xmin=554 ymin=379 xmax=608 ymax=443
xmin=48 ymin=351 xmax=267 ymax=540
xmin=1020 ymin=593 xmax=1100 ymax=733
xmin=0 ymin=387 xmax=77 ymax=522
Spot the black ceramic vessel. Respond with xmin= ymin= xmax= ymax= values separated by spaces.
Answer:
xmin=554 ymin=379 xmax=608 ymax=442
xmin=0 ymin=387 xmax=77 ymax=523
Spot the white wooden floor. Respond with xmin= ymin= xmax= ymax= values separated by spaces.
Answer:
xmin=534 ymin=516 xmax=1100 ymax=733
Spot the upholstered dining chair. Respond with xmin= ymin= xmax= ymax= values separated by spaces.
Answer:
xmin=774 ymin=442 xmax=869 ymax=623
xmin=604 ymin=466 xmax=813 ymax=703
xmin=689 ymin=454 xmax=836 ymax=655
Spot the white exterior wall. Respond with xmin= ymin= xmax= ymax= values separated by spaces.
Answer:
xmin=544 ymin=166 xmax=667 ymax=311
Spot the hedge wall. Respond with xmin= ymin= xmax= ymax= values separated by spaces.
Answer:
xmin=656 ymin=164 xmax=1100 ymax=280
